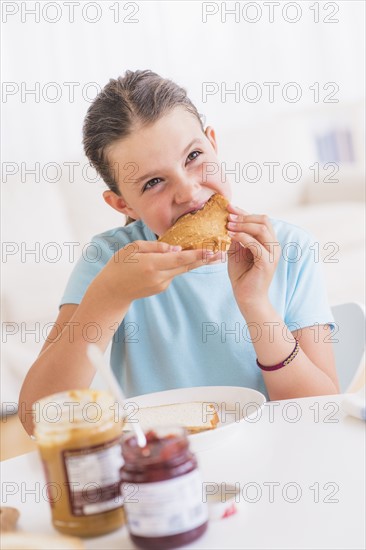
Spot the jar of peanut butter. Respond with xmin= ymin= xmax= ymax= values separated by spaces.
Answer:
xmin=33 ymin=389 xmax=125 ymax=537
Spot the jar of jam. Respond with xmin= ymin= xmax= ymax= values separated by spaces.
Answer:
xmin=121 ymin=426 xmax=208 ymax=549
xmin=33 ymin=389 xmax=125 ymax=537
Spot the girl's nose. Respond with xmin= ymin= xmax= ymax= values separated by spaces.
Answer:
xmin=173 ymin=175 xmax=200 ymax=204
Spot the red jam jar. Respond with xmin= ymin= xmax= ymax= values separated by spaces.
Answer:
xmin=121 ymin=426 xmax=208 ymax=549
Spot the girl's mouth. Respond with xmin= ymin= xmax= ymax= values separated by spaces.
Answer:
xmin=175 ymin=199 xmax=210 ymax=224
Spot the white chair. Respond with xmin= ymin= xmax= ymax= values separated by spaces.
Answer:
xmin=330 ymin=302 xmax=365 ymax=393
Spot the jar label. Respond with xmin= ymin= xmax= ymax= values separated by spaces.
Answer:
xmin=122 ymin=470 xmax=208 ymax=537
xmin=62 ymin=438 xmax=124 ymax=516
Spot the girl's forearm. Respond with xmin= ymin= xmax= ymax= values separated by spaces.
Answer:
xmin=18 ymin=282 xmax=131 ymax=435
xmin=239 ymin=300 xmax=339 ymax=400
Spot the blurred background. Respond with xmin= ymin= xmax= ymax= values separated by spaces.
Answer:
xmin=2 ymin=1 xmax=365 ymax=409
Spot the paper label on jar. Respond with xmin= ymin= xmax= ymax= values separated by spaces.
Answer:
xmin=122 ymin=470 xmax=208 ymax=537
xmin=62 ymin=437 xmax=124 ymax=516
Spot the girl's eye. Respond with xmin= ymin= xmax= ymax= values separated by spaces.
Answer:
xmin=141 ymin=152 xmax=201 ymax=192
xmin=142 ymin=178 xmax=162 ymax=192
xmin=187 ymin=150 xmax=201 ymax=162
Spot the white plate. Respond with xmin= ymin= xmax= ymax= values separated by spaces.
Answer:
xmin=125 ymin=386 xmax=266 ymax=452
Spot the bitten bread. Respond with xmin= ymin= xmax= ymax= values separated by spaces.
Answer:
xmin=158 ymin=194 xmax=231 ymax=252
xmin=124 ymin=402 xmax=220 ymax=434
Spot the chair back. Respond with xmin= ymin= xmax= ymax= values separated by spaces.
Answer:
xmin=331 ymin=302 xmax=365 ymax=392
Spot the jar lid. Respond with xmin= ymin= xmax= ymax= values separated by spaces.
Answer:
xmin=122 ymin=426 xmax=189 ymax=466
xmin=33 ymin=389 xmax=118 ymax=438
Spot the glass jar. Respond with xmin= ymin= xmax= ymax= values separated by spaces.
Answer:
xmin=121 ymin=426 xmax=208 ymax=549
xmin=33 ymin=389 xmax=125 ymax=537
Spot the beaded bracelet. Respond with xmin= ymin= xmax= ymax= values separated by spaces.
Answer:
xmin=256 ymin=339 xmax=300 ymax=372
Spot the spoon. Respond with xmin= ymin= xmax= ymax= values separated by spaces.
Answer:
xmin=87 ymin=344 xmax=147 ymax=447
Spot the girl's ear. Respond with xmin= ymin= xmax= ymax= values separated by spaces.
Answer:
xmin=204 ymin=126 xmax=218 ymax=154
xmin=103 ymin=190 xmax=139 ymax=220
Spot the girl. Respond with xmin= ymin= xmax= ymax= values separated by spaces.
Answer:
xmin=19 ymin=70 xmax=339 ymax=435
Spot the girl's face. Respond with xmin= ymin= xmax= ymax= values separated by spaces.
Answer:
xmin=104 ymin=106 xmax=231 ymax=236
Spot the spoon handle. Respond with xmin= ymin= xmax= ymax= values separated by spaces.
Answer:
xmin=87 ymin=344 xmax=147 ymax=447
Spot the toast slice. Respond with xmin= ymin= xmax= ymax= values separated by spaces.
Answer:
xmin=124 ymin=402 xmax=220 ymax=434
xmin=158 ymin=194 xmax=231 ymax=252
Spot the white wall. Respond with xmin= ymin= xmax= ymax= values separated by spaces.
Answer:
xmin=3 ymin=1 xmax=364 ymax=161
xmin=2 ymin=2 xmax=364 ymax=231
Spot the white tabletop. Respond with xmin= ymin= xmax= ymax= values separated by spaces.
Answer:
xmin=1 ymin=394 xmax=365 ymax=549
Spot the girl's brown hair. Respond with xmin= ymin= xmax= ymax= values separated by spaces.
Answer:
xmin=82 ymin=70 xmax=204 ymax=225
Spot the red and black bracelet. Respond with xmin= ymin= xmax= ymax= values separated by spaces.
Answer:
xmin=256 ymin=339 xmax=300 ymax=372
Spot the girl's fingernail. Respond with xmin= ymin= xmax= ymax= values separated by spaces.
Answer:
xmin=229 ymin=214 xmax=239 ymax=221
xmin=170 ymin=245 xmax=182 ymax=251
xmin=228 ymin=231 xmax=236 ymax=237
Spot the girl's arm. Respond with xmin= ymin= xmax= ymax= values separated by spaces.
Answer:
xmin=240 ymin=300 xmax=339 ymax=400
xmin=18 ymin=282 xmax=131 ymax=435
xmin=19 ymin=240 xmax=221 ymax=435
xmin=226 ymin=205 xmax=339 ymax=399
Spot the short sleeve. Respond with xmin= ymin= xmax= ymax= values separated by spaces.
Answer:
xmin=59 ymin=221 xmax=154 ymax=309
xmin=283 ymin=228 xmax=335 ymax=332
xmin=59 ymin=235 xmax=115 ymax=307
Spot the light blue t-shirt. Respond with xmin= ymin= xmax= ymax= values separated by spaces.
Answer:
xmin=60 ymin=219 xmax=334 ymax=399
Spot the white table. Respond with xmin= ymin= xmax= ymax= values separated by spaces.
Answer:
xmin=1 ymin=394 xmax=365 ymax=549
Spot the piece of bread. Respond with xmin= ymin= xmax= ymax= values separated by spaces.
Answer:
xmin=158 ymin=194 xmax=231 ymax=252
xmin=124 ymin=402 xmax=220 ymax=434
xmin=1 ymin=533 xmax=84 ymax=550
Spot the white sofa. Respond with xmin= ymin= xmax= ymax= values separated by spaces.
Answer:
xmin=2 ymin=160 xmax=364 ymax=412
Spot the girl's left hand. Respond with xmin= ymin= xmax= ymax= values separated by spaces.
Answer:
xmin=226 ymin=204 xmax=281 ymax=309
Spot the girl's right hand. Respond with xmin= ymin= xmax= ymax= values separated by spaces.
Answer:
xmin=97 ymin=240 xmax=221 ymax=305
